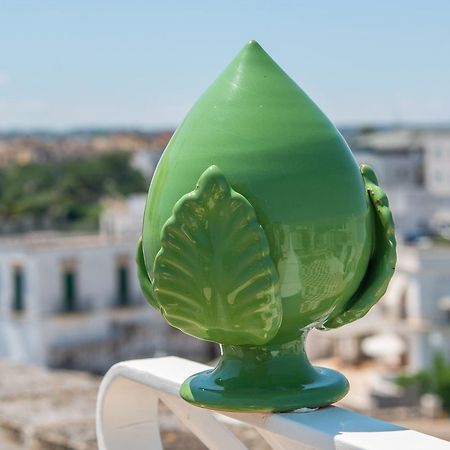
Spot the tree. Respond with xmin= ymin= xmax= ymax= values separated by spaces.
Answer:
xmin=396 ymin=353 xmax=450 ymax=412
xmin=0 ymin=152 xmax=148 ymax=233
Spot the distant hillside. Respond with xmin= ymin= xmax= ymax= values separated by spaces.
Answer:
xmin=0 ymin=151 xmax=148 ymax=234
xmin=0 ymin=129 xmax=173 ymax=168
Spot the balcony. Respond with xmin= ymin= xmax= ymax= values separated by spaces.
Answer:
xmin=96 ymin=357 xmax=450 ymax=450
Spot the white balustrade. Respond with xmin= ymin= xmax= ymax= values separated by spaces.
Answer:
xmin=97 ymin=356 xmax=450 ymax=450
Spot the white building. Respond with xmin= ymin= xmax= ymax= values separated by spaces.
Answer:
xmin=0 ymin=195 xmax=209 ymax=373
xmin=349 ymin=128 xmax=450 ymax=238
xmin=309 ymin=243 xmax=450 ymax=372
xmin=423 ymin=133 xmax=450 ymax=197
xmin=130 ymin=147 xmax=164 ymax=180
xmin=390 ymin=242 xmax=450 ymax=370
xmin=308 ymin=128 xmax=450 ymax=376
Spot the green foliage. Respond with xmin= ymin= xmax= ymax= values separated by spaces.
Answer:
xmin=0 ymin=152 xmax=147 ymax=233
xmin=153 ymin=166 xmax=282 ymax=345
xmin=396 ymin=353 xmax=450 ymax=412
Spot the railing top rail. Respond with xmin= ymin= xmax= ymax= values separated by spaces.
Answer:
xmin=96 ymin=356 xmax=450 ymax=450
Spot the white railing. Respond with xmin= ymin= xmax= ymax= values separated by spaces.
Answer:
xmin=96 ymin=357 xmax=450 ymax=450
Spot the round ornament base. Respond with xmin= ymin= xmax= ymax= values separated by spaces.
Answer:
xmin=180 ymin=338 xmax=349 ymax=413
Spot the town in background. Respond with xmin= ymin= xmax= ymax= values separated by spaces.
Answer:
xmin=0 ymin=126 xmax=450 ymax=447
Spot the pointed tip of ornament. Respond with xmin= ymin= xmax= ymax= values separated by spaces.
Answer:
xmin=235 ymin=39 xmax=275 ymax=67
xmin=243 ymin=39 xmax=265 ymax=54
xmin=247 ymin=39 xmax=262 ymax=48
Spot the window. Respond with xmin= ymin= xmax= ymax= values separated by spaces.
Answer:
xmin=399 ymin=289 xmax=408 ymax=320
xmin=62 ymin=261 xmax=77 ymax=312
xmin=117 ymin=257 xmax=130 ymax=306
xmin=13 ymin=265 xmax=24 ymax=312
xmin=415 ymin=165 xmax=424 ymax=186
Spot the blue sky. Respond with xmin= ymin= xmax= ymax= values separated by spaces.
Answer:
xmin=1 ymin=1 xmax=450 ymax=130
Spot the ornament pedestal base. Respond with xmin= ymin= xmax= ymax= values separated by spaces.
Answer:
xmin=180 ymin=336 xmax=349 ymax=413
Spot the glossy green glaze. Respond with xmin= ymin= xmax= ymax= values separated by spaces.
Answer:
xmin=180 ymin=333 xmax=349 ymax=412
xmin=137 ymin=40 xmax=396 ymax=412
xmin=323 ymin=165 xmax=397 ymax=328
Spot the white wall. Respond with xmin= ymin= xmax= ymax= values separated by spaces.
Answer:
xmin=22 ymin=240 xmax=143 ymax=315
xmin=386 ymin=245 xmax=450 ymax=370
xmin=0 ymin=235 xmax=149 ymax=366
xmin=424 ymin=135 xmax=450 ymax=197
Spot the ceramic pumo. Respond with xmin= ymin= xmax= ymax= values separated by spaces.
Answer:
xmin=136 ymin=40 xmax=396 ymax=412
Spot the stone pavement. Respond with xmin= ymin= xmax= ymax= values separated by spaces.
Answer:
xmin=0 ymin=359 xmax=269 ymax=449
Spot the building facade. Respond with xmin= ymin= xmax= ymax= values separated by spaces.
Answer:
xmin=349 ymin=128 xmax=450 ymax=239
xmin=0 ymin=196 xmax=209 ymax=373
xmin=308 ymin=128 xmax=450 ymax=374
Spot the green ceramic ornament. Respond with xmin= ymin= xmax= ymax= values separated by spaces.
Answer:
xmin=137 ymin=40 xmax=396 ymax=412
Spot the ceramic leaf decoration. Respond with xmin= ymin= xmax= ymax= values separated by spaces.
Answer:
xmin=137 ymin=40 xmax=396 ymax=412
xmin=153 ymin=165 xmax=282 ymax=345
xmin=324 ymin=165 xmax=397 ymax=328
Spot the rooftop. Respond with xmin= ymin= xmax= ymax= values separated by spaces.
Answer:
xmin=0 ymin=231 xmax=131 ymax=251
xmin=349 ymin=128 xmax=450 ymax=152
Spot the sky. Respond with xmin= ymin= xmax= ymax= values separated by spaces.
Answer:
xmin=1 ymin=0 xmax=450 ymax=130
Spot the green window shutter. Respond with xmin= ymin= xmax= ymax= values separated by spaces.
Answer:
xmin=13 ymin=267 xmax=24 ymax=312
xmin=64 ymin=271 xmax=76 ymax=312
xmin=118 ymin=265 xmax=129 ymax=306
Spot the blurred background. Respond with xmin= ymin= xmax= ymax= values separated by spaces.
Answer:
xmin=1 ymin=1 xmax=450 ymax=448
